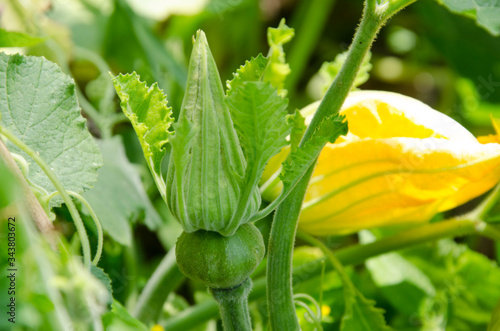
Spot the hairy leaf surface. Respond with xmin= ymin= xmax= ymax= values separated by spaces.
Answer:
xmin=0 ymin=53 xmax=102 ymax=202
xmin=227 ymin=81 xmax=291 ymax=189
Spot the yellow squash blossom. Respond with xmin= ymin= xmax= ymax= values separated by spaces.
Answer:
xmin=260 ymin=91 xmax=500 ymax=235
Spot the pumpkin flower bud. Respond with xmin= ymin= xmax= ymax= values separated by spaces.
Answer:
xmin=167 ymin=31 xmax=260 ymax=236
xmin=261 ymin=91 xmax=500 ymax=235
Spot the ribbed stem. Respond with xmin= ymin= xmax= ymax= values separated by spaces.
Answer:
xmin=266 ymin=4 xmax=383 ymax=329
xmin=210 ymin=278 xmax=253 ymax=331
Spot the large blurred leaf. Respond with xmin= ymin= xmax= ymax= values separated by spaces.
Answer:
xmin=82 ymin=137 xmax=162 ymax=246
xmin=0 ymin=29 xmax=45 ymax=47
xmin=488 ymin=300 xmax=500 ymax=331
xmin=0 ymin=53 xmax=102 ymax=203
xmin=340 ymin=288 xmax=392 ymax=331
xmin=103 ymin=0 xmax=186 ymax=94
xmin=415 ymin=0 xmax=500 ymax=104
xmin=403 ymin=239 xmax=500 ymax=329
xmin=436 ymin=0 xmax=500 ymax=36
xmin=102 ymin=300 xmax=148 ymax=331
xmin=362 ymin=244 xmax=436 ymax=315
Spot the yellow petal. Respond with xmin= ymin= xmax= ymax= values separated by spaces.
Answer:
xmin=302 ymin=91 xmax=478 ymax=142
xmin=261 ymin=90 xmax=500 ymax=235
xmin=478 ymin=135 xmax=500 ymax=144
xmin=299 ymin=137 xmax=500 ymax=235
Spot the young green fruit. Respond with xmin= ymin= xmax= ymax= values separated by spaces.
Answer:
xmin=167 ymin=30 xmax=261 ymax=237
xmin=175 ymin=223 xmax=265 ymax=289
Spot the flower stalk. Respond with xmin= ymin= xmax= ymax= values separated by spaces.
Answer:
xmin=266 ymin=2 xmax=384 ymax=329
xmin=210 ymin=278 xmax=253 ymax=331
xmin=266 ymin=0 xmax=420 ymax=328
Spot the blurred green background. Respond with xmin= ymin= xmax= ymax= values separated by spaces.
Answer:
xmin=2 ymin=0 xmax=500 ymax=330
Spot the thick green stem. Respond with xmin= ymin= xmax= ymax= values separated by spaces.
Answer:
xmin=266 ymin=3 xmax=383 ymax=329
xmin=210 ymin=278 xmax=253 ymax=331
xmin=300 ymin=7 xmax=381 ymax=144
xmin=267 ymin=166 xmax=315 ymax=330
xmin=133 ymin=247 xmax=185 ymax=323
xmin=0 ymin=126 xmax=92 ymax=268
xmin=165 ymin=217 xmax=482 ymax=330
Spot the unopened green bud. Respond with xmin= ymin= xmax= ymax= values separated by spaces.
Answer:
xmin=167 ymin=30 xmax=261 ymax=236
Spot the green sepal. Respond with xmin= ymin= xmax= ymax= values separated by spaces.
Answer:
xmin=167 ymin=117 xmax=199 ymax=233
xmin=281 ymin=113 xmax=347 ymax=192
xmin=111 ymin=72 xmax=173 ymax=200
xmin=166 ymin=30 xmax=260 ymax=236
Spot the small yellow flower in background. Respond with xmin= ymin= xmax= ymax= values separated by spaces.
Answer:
xmin=151 ymin=324 xmax=164 ymax=331
xmin=321 ymin=304 xmax=331 ymax=317
xmin=260 ymin=91 xmax=500 ymax=235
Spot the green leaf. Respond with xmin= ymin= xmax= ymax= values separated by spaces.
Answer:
xmin=360 ymin=231 xmax=436 ymax=315
xmin=265 ymin=19 xmax=295 ymax=96
xmin=226 ymin=20 xmax=293 ymax=96
xmin=341 ymin=288 xmax=392 ymax=331
xmin=317 ymin=51 xmax=372 ymax=97
xmin=253 ymin=111 xmax=347 ymax=221
xmin=226 ymin=54 xmax=268 ymax=95
xmin=404 ymin=239 xmax=500 ymax=329
xmin=104 ymin=0 xmax=187 ymax=89
xmin=0 ymin=53 xmax=102 ymax=204
xmin=281 ymin=113 xmax=347 ymax=192
xmin=436 ymin=0 xmax=500 ymax=36
xmin=226 ymin=81 xmax=291 ymax=188
xmin=288 ymin=110 xmax=306 ymax=154
xmin=488 ymin=300 xmax=500 ymax=331
xmin=0 ymin=29 xmax=45 ymax=47
xmin=90 ymin=264 xmax=113 ymax=299
xmin=111 ymin=72 xmax=173 ymax=200
xmin=102 ymin=300 xmax=148 ymax=331
xmin=82 ymin=137 xmax=162 ymax=246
